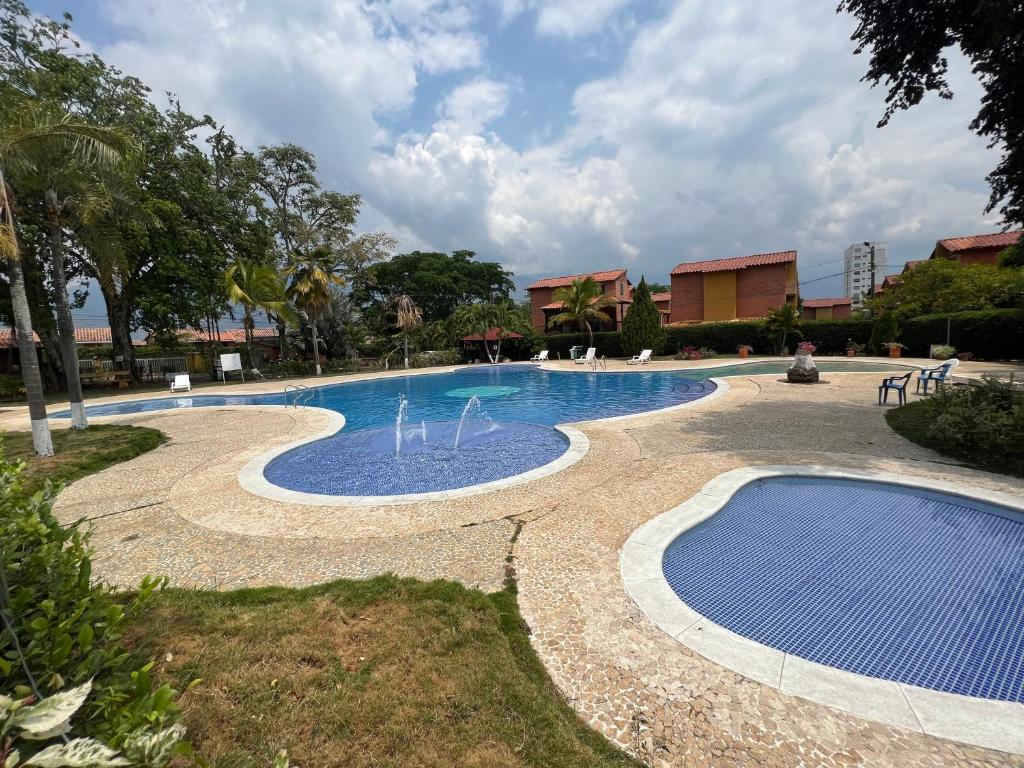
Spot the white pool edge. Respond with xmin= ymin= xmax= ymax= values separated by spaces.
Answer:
xmin=238 ymin=421 xmax=590 ymax=507
xmin=619 ymin=465 xmax=1024 ymax=755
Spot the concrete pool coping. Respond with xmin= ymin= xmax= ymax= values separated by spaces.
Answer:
xmin=619 ymin=465 xmax=1024 ymax=756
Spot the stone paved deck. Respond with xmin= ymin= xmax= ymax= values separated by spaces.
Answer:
xmin=4 ymin=358 xmax=1023 ymax=766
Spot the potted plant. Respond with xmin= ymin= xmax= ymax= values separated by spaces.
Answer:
xmin=845 ymin=339 xmax=865 ymax=357
xmin=931 ymin=344 xmax=956 ymax=360
xmin=737 ymin=344 xmax=753 ymax=360
xmin=884 ymin=341 xmax=906 ymax=358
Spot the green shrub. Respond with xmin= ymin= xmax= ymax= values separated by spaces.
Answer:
xmin=620 ymin=278 xmax=666 ymax=356
xmin=900 ymin=308 xmax=1024 ymax=360
xmin=666 ymin=321 xmax=768 ymax=355
xmin=0 ymin=454 xmax=181 ymax=746
xmin=797 ymin=319 xmax=873 ymax=354
xmin=410 ymin=349 xmax=462 ymax=368
xmin=868 ymin=312 xmax=900 ymax=355
xmin=919 ymin=377 xmax=1024 ymax=475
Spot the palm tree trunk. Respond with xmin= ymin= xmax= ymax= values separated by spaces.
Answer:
xmin=45 ymin=194 xmax=87 ymax=429
xmin=495 ymin=333 xmax=503 ymax=363
xmin=584 ymin=320 xmax=594 ymax=350
xmin=1 ymin=175 xmax=52 ymax=456
xmin=244 ymin=307 xmax=256 ymax=369
xmin=8 ymin=257 xmax=53 ymax=456
xmin=311 ymin=322 xmax=321 ymax=375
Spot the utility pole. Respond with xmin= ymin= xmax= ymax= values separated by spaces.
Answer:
xmin=863 ymin=240 xmax=876 ymax=298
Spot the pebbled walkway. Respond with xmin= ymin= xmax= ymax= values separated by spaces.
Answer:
xmin=5 ymin=359 xmax=1022 ymax=766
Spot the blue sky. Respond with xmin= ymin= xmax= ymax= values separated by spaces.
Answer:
xmin=35 ymin=0 xmax=1001 ymax=326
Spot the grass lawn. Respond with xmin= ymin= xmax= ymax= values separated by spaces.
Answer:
xmin=2 ymin=424 xmax=166 ymax=493
xmin=127 ymin=577 xmax=641 ymax=768
xmin=884 ymin=400 xmax=934 ymax=448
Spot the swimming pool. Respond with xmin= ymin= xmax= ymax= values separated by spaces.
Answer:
xmin=62 ymin=361 xmax=909 ymax=498
xmin=661 ymin=476 xmax=1024 ymax=702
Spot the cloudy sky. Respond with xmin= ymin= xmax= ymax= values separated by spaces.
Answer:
xmin=40 ymin=0 xmax=1001 ymax=306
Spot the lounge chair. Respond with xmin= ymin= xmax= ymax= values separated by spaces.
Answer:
xmin=878 ymin=371 xmax=912 ymax=406
xmin=169 ymin=373 xmax=191 ymax=393
xmin=916 ymin=358 xmax=960 ymax=395
xmin=530 ymin=350 xmax=549 ymax=362
xmin=627 ymin=349 xmax=652 ymax=366
xmin=574 ymin=347 xmax=596 ymax=365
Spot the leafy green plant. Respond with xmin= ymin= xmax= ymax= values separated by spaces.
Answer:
xmin=0 ymin=452 xmax=181 ymax=746
xmin=931 ymin=344 xmax=956 ymax=359
xmin=918 ymin=377 xmax=1024 ymax=475
xmin=868 ymin=311 xmax=900 ymax=354
xmin=1 ymin=681 xmax=186 ymax=768
xmin=410 ymin=350 xmax=461 ymax=368
xmin=765 ymin=304 xmax=801 ymax=355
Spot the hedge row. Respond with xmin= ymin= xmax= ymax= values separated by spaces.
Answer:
xmin=901 ymin=309 xmax=1024 ymax=360
xmin=542 ymin=311 xmax=1021 ymax=360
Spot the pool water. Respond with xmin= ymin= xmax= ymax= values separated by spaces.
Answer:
xmin=662 ymin=477 xmax=1024 ymax=702
xmin=63 ymin=361 xmax=910 ymax=497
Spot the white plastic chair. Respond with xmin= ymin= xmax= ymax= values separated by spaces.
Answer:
xmin=916 ymin=358 xmax=960 ymax=394
xmin=574 ymin=347 xmax=596 ymax=365
xmin=169 ymin=373 xmax=191 ymax=393
xmin=530 ymin=350 xmax=549 ymax=362
xmin=627 ymin=349 xmax=652 ymax=365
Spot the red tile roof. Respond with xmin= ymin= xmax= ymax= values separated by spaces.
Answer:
xmin=650 ymin=292 xmax=671 ymax=303
xmin=526 ymin=269 xmax=626 ymax=290
xmin=172 ymin=327 xmax=277 ymax=344
xmin=937 ymin=230 xmax=1021 ymax=253
xmin=0 ymin=329 xmax=38 ymax=348
xmin=671 ymin=250 xmax=796 ymax=275
xmin=540 ymin=297 xmax=629 ymax=310
xmin=901 ymin=260 xmax=924 ymax=272
xmin=74 ymin=327 xmax=146 ymax=345
xmin=462 ymin=327 xmax=524 ymax=342
xmin=802 ymin=297 xmax=852 ymax=308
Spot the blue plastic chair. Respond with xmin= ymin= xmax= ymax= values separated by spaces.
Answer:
xmin=878 ymin=371 xmax=912 ymax=406
xmin=916 ymin=359 xmax=959 ymax=394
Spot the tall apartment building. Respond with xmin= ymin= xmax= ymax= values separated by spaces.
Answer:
xmin=843 ymin=242 xmax=888 ymax=308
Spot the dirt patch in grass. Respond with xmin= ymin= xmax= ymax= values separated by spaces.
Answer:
xmin=2 ymin=424 xmax=166 ymax=493
xmin=126 ymin=577 xmax=640 ymax=768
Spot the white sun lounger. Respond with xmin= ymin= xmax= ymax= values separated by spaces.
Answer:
xmin=627 ymin=349 xmax=652 ymax=365
xmin=530 ymin=350 xmax=549 ymax=362
xmin=574 ymin=347 xmax=596 ymax=365
xmin=169 ymin=373 xmax=191 ymax=393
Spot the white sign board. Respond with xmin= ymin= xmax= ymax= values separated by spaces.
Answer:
xmin=219 ymin=352 xmax=244 ymax=382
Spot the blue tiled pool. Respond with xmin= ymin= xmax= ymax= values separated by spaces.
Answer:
xmin=61 ymin=362 xmax=910 ymax=497
xmin=662 ymin=477 xmax=1024 ymax=701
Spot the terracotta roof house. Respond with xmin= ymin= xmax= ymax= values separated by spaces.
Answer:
xmin=525 ymin=269 xmax=632 ymax=333
xmin=669 ymin=251 xmax=798 ymax=323
xmin=651 ymin=291 xmax=672 ymax=325
xmin=930 ymin=230 xmax=1021 ymax=266
xmin=74 ymin=327 xmax=146 ymax=346
xmin=801 ymin=297 xmax=852 ymax=320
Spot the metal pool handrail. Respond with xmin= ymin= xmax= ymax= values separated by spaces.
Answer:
xmin=284 ymin=383 xmax=313 ymax=408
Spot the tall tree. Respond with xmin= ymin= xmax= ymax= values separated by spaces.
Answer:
xmin=224 ymin=259 xmax=291 ymax=369
xmin=286 ymin=246 xmax=346 ymax=375
xmin=547 ymin=277 xmax=615 ymax=350
xmin=621 ymin=276 xmax=666 ymax=356
xmin=839 ymin=1 xmax=1024 ymax=234
xmin=765 ymin=303 xmax=802 ymax=355
xmin=353 ymin=250 xmax=515 ymax=322
xmin=391 ymin=294 xmax=422 ymax=369
xmin=7 ymin=101 xmax=137 ymax=428
xmin=0 ymin=100 xmax=134 ymax=453
xmin=867 ymin=258 xmax=1021 ymax=317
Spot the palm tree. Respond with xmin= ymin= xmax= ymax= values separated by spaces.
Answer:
xmin=0 ymin=101 xmax=136 ymax=454
xmin=765 ymin=303 xmax=802 ymax=355
xmin=285 ymin=247 xmax=345 ymax=375
xmin=392 ymin=294 xmax=422 ymax=368
xmin=224 ymin=259 xmax=292 ymax=370
xmin=16 ymin=107 xmax=138 ymax=429
xmin=547 ymin=277 xmax=616 ymax=349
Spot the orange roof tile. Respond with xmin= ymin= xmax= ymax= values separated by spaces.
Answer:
xmin=936 ymin=230 xmax=1021 ymax=253
xmin=462 ymin=327 xmax=524 ymax=342
xmin=526 ymin=268 xmax=626 ymax=290
xmin=802 ymin=297 xmax=852 ymax=308
xmin=650 ymin=292 xmax=671 ymax=303
xmin=173 ymin=327 xmax=277 ymax=343
xmin=671 ymin=250 xmax=796 ymax=275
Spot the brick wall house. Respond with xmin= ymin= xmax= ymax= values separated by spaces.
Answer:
xmin=669 ymin=251 xmax=798 ymax=323
xmin=801 ymin=297 xmax=852 ymax=320
xmin=930 ymin=231 xmax=1021 ymax=267
xmin=526 ymin=269 xmax=632 ymax=333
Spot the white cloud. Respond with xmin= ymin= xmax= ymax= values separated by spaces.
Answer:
xmin=85 ymin=0 xmax=998 ymax=294
xmin=437 ymin=78 xmax=510 ymax=135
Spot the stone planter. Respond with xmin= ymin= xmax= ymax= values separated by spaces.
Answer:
xmin=889 ymin=347 xmax=902 ymax=358
xmin=787 ymin=352 xmax=819 ymax=384
xmin=739 ymin=348 xmax=750 ymax=360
